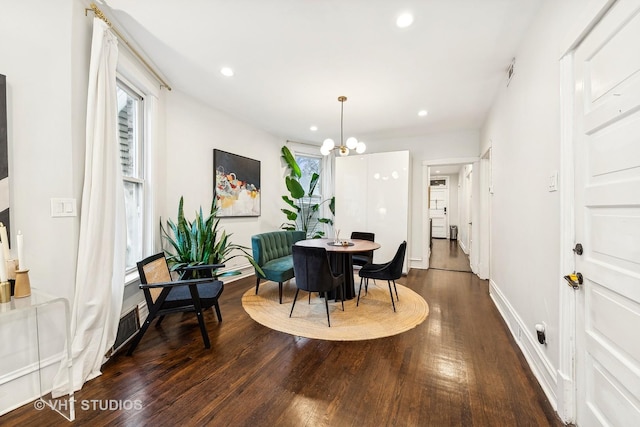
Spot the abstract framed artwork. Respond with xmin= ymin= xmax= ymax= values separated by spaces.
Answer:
xmin=213 ymin=149 xmax=261 ymax=217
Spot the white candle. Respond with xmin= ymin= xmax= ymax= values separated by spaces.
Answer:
xmin=0 ymin=223 xmax=9 ymax=262
xmin=17 ymin=230 xmax=25 ymax=271
xmin=0 ymin=236 xmax=7 ymax=282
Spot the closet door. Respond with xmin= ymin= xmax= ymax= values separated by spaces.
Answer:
xmin=335 ymin=151 xmax=409 ymax=270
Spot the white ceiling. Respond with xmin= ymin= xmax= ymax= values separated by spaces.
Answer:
xmin=103 ymin=0 xmax=541 ymax=146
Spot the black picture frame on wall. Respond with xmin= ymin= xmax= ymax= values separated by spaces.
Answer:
xmin=213 ymin=149 xmax=261 ymax=217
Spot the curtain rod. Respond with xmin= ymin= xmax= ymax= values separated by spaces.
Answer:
xmin=85 ymin=3 xmax=172 ymax=91
xmin=286 ymin=139 xmax=321 ymax=148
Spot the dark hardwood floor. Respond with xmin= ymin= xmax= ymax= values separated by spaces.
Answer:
xmin=3 ymin=248 xmax=562 ymax=426
xmin=429 ymin=238 xmax=472 ymax=272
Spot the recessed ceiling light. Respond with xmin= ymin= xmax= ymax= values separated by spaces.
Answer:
xmin=310 ymin=126 xmax=318 ymax=131
xmin=220 ymin=67 xmax=234 ymax=77
xmin=396 ymin=12 xmax=414 ymax=28
xmin=436 ymin=170 xmax=441 ymax=174
xmin=418 ymin=110 xmax=428 ymax=117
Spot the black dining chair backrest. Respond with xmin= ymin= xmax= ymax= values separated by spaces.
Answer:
xmin=291 ymin=245 xmax=344 ymax=326
xmin=387 ymin=241 xmax=407 ymax=280
xmin=350 ymin=231 xmax=375 ymax=267
xmin=292 ymin=245 xmax=340 ymax=293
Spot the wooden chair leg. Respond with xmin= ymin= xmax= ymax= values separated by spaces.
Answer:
xmin=213 ymin=301 xmax=223 ymax=322
xmin=279 ymin=282 xmax=283 ymax=304
xmin=255 ymin=277 xmax=261 ymax=294
xmin=357 ymin=277 xmax=364 ymax=306
xmin=195 ymin=309 xmax=211 ymax=348
xmin=387 ymin=280 xmax=396 ymax=312
xmin=289 ymin=289 xmax=300 ymax=317
xmin=126 ymin=315 xmax=153 ymax=356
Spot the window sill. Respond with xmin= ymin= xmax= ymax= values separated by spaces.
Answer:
xmin=124 ymin=270 xmax=140 ymax=287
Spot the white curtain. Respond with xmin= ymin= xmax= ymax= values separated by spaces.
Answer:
xmin=53 ymin=18 xmax=125 ymax=396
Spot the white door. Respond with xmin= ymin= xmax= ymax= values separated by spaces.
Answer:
xmin=429 ymin=184 xmax=448 ymax=238
xmin=573 ymin=1 xmax=640 ymax=425
xmin=466 ymin=169 xmax=473 ymax=251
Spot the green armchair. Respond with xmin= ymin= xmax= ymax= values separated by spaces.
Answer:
xmin=251 ymin=230 xmax=306 ymax=303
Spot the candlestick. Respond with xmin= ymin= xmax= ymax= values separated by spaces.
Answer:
xmin=0 ymin=237 xmax=7 ymax=283
xmin=17 ymin=230 xmax=25 ymax=270
xmin=0 ymin=281 xmax=9 ymax=303
xmin=0 ymin=223 xmax=9 ymax=262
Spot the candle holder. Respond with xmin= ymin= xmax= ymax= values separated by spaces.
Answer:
xmin=0 ymin=281 xmax=9 ymax=303
xmin=14 ymin=269 xmax=31 ymax=298
xmin=6 ymin=258 xmax=17 ymax=279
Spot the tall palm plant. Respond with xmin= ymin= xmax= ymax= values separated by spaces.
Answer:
xmin=161 ymin=196 xmax=261 ymax=277
xmin=280 ymin=146 xmax=334 ymax=238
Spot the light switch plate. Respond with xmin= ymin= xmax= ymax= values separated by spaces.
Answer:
xmin=51 ymin=198 xmax=77 ymax=217
xmin=548 ymin=171 xmax=558 ymax=192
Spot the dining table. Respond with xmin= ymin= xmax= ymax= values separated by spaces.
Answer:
xmin=294 ymin=238 xmax=381 ymax=300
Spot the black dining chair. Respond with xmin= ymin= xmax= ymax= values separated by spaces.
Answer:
xmin=290 ymin=245 xmax=344 ymax=327
xmin=357 ymin=241 xmax=407 ymax=312
xmin=350 ymin=231 xmax=375 ymax=268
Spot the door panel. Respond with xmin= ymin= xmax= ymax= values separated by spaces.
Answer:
xmin=429 ymin=187 xmax=448 ymax=238
xmin=574 ymin=0 xmax=640 ymax=425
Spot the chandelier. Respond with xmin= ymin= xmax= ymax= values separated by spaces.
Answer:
xmin=320 ymin=96 xmax=366 ymax=156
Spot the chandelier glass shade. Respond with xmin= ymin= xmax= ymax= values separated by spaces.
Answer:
xmin=320 ymin=96 xmax=366 ymax=156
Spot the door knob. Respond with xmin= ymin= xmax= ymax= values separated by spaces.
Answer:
xmin=573 ymin=243 xmax=583 ymax=255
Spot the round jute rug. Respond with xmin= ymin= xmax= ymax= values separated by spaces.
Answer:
xmin=241 ymin=277 xmax=429 ymax=341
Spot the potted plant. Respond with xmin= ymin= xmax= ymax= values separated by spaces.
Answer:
xmin=280 ymin=146 xmax=334 ymax=238
xmin=161 ymin=196 xmax=262 ymax=277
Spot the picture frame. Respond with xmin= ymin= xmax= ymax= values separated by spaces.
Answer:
xmin=213 ymin=149 xmax=261 ymax=217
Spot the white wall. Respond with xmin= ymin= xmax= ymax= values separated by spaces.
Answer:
xmin=480 ymin=0 xmax=585 ymax=412
xmin=163 ymin=90 xmax=286 ymax=273
xmin=367 ymin=130 xmax=479 ymax=266
xmin=0 ymin=0 xmax=90 ymax=301
xmin=0 ymin=0 xmax=92 ymax=415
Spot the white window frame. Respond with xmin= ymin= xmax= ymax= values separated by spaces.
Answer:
xmin=116 ymin=49 xmax=161 ymax=283
xmin=117 ymin=78 xmax=145 ymax=273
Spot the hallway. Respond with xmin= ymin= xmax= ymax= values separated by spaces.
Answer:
xmin=430 ymin=237 xmax=473 ymax=272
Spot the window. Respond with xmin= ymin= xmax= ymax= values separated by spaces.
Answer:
xmin=117 ymin=81 xmax=144 ymax=271
xmin=294 ymin=153 xmax=325 ymax=236
xmin=295 ymin=154 xmax=322 ymax=198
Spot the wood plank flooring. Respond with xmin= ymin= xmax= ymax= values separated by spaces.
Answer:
xmin=429 ymin=238 xmax=472 ymax=272
xmin=3 ymin=249 xmax=562 ymax=426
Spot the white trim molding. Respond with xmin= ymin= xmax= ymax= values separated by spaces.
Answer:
xmin=490 ymin=279 xmax=559 ymax=410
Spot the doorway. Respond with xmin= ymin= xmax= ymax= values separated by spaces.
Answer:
xmin=422 ymin=159 xmax=479 ymax=272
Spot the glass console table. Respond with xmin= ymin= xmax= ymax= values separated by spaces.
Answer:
xmin=0 ymin=288 xmax=74 ymax=421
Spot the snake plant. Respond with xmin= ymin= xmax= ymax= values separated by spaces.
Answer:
xmin=161 ymin=196 xmax=262 ymax=277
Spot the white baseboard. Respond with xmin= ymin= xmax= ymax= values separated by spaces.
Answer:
xmin=489 ymin=279 xmax=558 ymax=410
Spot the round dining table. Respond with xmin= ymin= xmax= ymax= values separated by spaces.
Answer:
xmin=294 ymin=238 xmax=381 ymax=300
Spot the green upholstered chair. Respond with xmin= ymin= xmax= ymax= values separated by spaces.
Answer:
xmin=251 ymin=230 xmax=306 ymax=303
